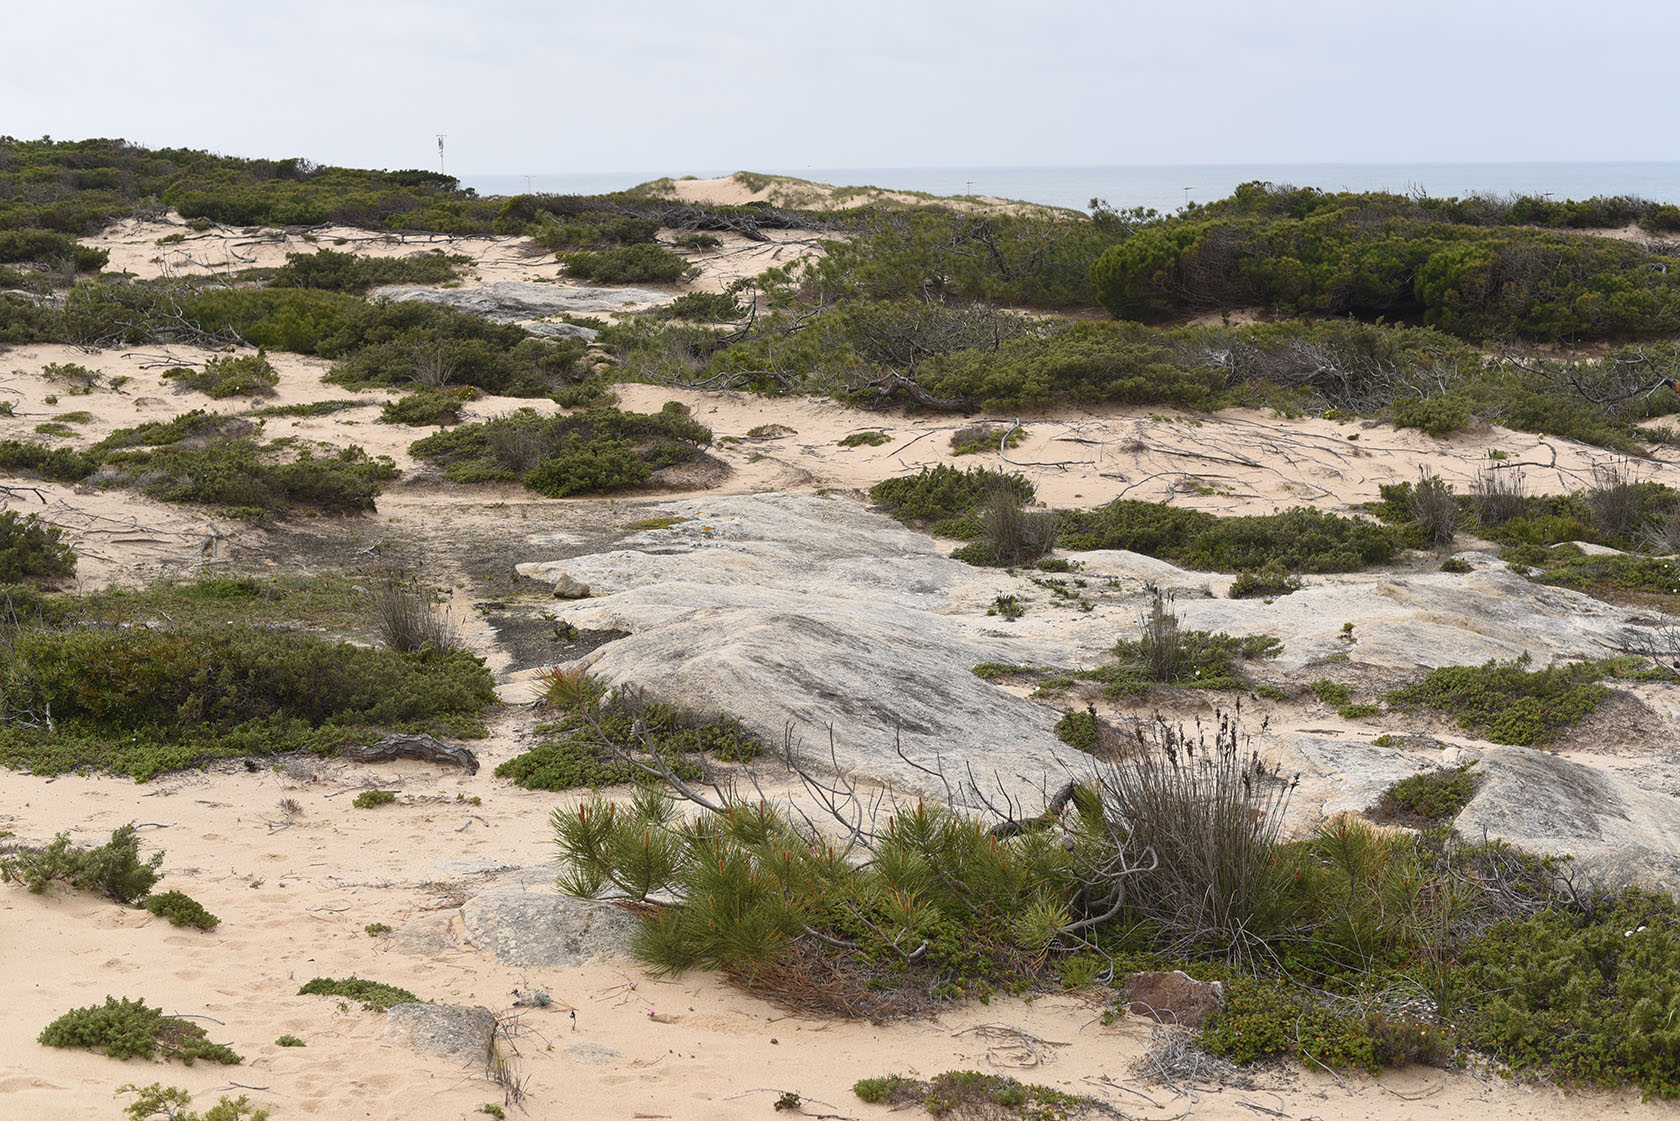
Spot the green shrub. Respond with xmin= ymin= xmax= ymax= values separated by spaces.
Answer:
xmin=100 ymin=437 xmax=397 ymax=516
xmin=163 ymin=351 xmax=279 ymax=398
xmin=1377 ymin=766 xmax=1479 ymax=821
xmin=0 ymin=624 xmax=495 ymax=778
xmin=275 ymin=1034 xmax=305 ymax=1047
xmin=559 ymin=244 xmax=695 ymax=284
xmin=297 ymin=976 xmax=419 ymax=1012
xmin=352 ymin=789 xmax=396 ymax=808
xmin=1058 ymin=501 xmax=1401 ymax=574
xmin=141 ymin=890 xmax=220 ymax=930
xmin=1052 ymin=709 xmax=1098 ymax=751
xmin=1228 ymin=561 xmax=1301 ymax=599
xmin=1385 ymin=654 xmax=1612 ymax=745
xmin=1394 ymin=395 xmax=1471 ymax=436
xmin=837 ymin=430 xmax=891 ymax=448
xmin=410 ymin=402 xmax=710 ymax=497
xmin=39 ymin=996 xmax=241 ymax=1064
xmin=849 ymin=1070 xmax=1085 ymax=1118
xmin=950 ymin=488 xmax=1056 ymax=567
xmin=498 ymin=681 xmax=757 ymax=792
xmin=1097 ymin=594 xmax=1282 ymax=693
xmin=869 ymin=465 xmax=1035 ymax=540
xmin=0 ymin=511 xmax=76 ymax=582
xmin=0 ymin=823 xmax=162 ymax=902
xmin=662 ymin=290 xmax=742 ymax=321
xmin=271 ymin=247 xmax=469 ymax=292
xmin=1459 ymin=893 xmax=1680 ymax=1098
xmin=380 ymin=386 xmax=478 ymax=426
xmin=120 ymin=1082 xmax=269 ymax=1121
xmin=1201 ymin=979 xmax=1380 ymax=1070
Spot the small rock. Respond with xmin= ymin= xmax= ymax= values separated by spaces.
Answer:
xmin=1125 ymin=970 xmax=1225 ymax=1028
xmin=565 ymin=1041 xmax=621 ymax=1065
xmin=383 ymin=1003 xmax=496 ymax=1065
xmin=552 ymin=574 xmax=590 ymax=599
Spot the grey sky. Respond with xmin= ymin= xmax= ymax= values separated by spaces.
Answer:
xmin=6 ymin=1 xmax=1674 ymax=175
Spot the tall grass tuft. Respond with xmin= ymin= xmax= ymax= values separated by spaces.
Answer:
xmin=1093 ymin=710 xmax=1296 ymax=962
xmin=369 ymin=571 xmax=458 ymax=654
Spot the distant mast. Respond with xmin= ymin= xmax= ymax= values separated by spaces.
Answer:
xmin=436 ymin=134 xmax=447 ymax=175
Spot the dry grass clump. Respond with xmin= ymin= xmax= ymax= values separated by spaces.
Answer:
xmin=369 ymin=572 xmax=458 ymax=654
xmin=1470 ymin=464 xmax=1526 ymax=527
xmin=1408 ymin=470 xmax=1458 ymax=550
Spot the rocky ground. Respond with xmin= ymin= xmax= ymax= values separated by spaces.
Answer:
xmin=2 ymin=214 xmax=1678 ymax=1120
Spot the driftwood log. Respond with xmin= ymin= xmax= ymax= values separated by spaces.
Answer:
xmin=340 ymin=733 xmax=479 ymax=774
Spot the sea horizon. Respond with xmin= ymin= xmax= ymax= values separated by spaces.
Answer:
xmin=460 ymin=161 xmax=1680 ymax=216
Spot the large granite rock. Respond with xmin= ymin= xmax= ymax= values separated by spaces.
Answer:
xmin=1456 ymin=746 xmax=1680 ymax=892
xmin=516 ymin=494 xmax=1083 ymax=798
xmin=371 ymin=280 xmax=670 ymax=323
xmin=383 ymin=1003 xmax=496 ymax=1066
xmin=460 ymin=890 xmax=640 ymax=967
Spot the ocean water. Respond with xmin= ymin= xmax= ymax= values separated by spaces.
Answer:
xmin=463 ymin=163 xmax=1680 ymax=215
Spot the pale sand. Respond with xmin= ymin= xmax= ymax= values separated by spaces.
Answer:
xmin=652 ymin=172 xmax=1074 ymax=219
xmin=4 ymin=335 xmax=1680 ymax=1118
xmin=79 ymin=212 xmax=829 ymax=305
xmin=3 ymin=729 xmax=1673 ymax=1121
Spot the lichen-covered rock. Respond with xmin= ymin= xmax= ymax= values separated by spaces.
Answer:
xmin=383 ymin=1003 xmax=496 ymax=1066
xmin=460 ymin=890 xmax=638 ymax=967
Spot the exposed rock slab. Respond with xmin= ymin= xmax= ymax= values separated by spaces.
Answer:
xmin=371 ymin=280 xmax=670 ymax=323
xmin=1456 ymin=746 xmax=1680 ymax=892
xmin=383 ymin=1003 xmax=496 ymax=1066
xmin=460 ymin=890 xmax=639 ymax=967
xmin=517 ymin=494 xmax=1081 ymax=798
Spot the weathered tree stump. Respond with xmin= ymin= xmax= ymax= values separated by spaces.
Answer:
xmin=340 ymin=733 xmax=479 ymax=774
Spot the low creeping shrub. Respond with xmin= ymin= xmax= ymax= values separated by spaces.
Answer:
xmin=410 ymin=402 xmax=710 ymax=497
xmin=297 ymin=976 xmax=420 ymax=1012
xmin=498 ymin=678 xmax=759 ymax=791
xmin=559 ymin=244 xmax=695 ymax=284
xmin=1385 ymin=653 xmax=1616 ymax=745
xmin=1375 ymin=765 xmax=1480 ymax=822
xmin=163 ymin=351 xmax=279 ymax=398
xmin=0 ymin=510 xmax=76 ymax=582
xmin=352 ymin=789 xmax=397 ymax=808
xmin=120 ymin=1082 xmax=269 ymax=1121
xmin=0 ymin=822 xmax=162 ymax=902
xmin=141 ymin=889 xmax=220 ymax=930
xmin=39 ymin=996 xmax=242 ymax=1064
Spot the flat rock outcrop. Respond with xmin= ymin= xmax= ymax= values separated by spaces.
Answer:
xmin=371 ymin=280 xmax=669 ymax=325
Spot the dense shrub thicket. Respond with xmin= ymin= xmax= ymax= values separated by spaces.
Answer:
xmin=0 ymin=623 xmax=494 ymax=777
xmin=1091 ymin=183 xmax=1680 ymax=341
xmin=270 ymin=247 xmax=470 ymax=292
xmin=409 ymin=402 xmax=710 ymax=497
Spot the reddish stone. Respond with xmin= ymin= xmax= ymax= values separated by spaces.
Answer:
xmin=1124 ymin=970 xmax=1225 ymax=1028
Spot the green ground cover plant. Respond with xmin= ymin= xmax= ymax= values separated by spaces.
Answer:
xmin=1384 ymin=654 xmax=1646 ymax=745
xmin=297 ymin=976 xmax=419 ymax=1012
xmin=559 ymin=244 xmax=694 ymax=284
xmin=409 ymin=402 xmax=710 ymax=497
xmin=39 ymin=997 xmax=241 ymax=1064
xmin=141 ymin=889 xmax=220 ymax=930
xmin=352 ymin=789 xmax=397 ymax=808
xmin=1374 ymin=766 xmax=1480 ymax=822
xmin=868 ymin=464 xmax=1035 ymax=540
xmin=271 ymin=247 xmax=470 ymax=292
xmin=498 ymin=676 xmax=759 ymax=791
xmin=0 ymin=623 xmax=495 ymax=778
xmin=1058 ymin=500 xmax=1401 ymax=573
xmin=0 ymin=510 xmax=76 ymax=582
xmin=380 ymin=385 xmax=478 ymax=426
xmin=852 ymin=1069 xmax=1086 ymax=1119
xmin=1096 ymin=594 xmax=1282 ymax=694
xmin=0 ymin=822 xmax=162 ymax=901
xmin=163 ymin=351 xmax=280 ymax=398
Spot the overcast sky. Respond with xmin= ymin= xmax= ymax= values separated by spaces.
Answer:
xmin=6 ymin=1 xmax=1674 ymax=176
